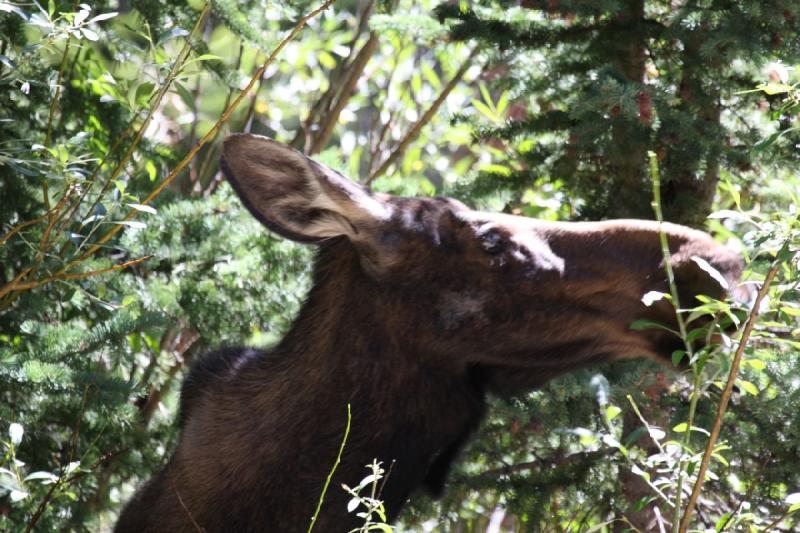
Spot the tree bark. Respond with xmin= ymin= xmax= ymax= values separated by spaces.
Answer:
xmin=660 ymin=27 xmax=722 ymax=228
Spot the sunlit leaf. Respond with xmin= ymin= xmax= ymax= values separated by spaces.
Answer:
xmin=81 ymin=27 xmax=99 ymax=41
xmin=738 ymin=380 xmax=759 ymax=396
xmin=642 ymin=290 xmax=668 ymax=306
xmin=691 ymin=256 xmax=729 ymax=289
xmin=606 ymin=405 xmax=621 ymax=421
xmin=9 ymin=423 xmax=23 ymax=445
xmin=89 ymin=12 xmax=117 ymax=22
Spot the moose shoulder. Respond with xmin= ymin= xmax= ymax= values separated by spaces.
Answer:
xmin=115 ymin=134 xmax=743 ymax=532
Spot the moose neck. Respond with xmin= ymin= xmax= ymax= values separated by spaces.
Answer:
xmin=270 ymin=238 xmax=485 ymax=515
xmin=278 ymin=238 xmax=462 ymax=378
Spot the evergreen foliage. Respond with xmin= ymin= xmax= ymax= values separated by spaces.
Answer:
xmin=0 ymin=0 xmax=798 ymax=531
xmin=437 ymin=0 xmax=800 ymax=225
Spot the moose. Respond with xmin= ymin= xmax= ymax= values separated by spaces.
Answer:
xmin=115 ymin=134 xmax=744 ymax=532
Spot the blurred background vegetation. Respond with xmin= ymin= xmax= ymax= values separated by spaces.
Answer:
xmin=0 ymin=0 xmax=798 ymax=531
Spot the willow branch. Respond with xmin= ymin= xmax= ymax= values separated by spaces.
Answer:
xmin=1 ymin=215 xmax=48 ymax=245
xmin=0 ymin=255 xmax=152 ymax=297
xmin=365 ymin=47 xmax=477 ymax=185
xmin=41 ymin=0 xmax=79 ymax=210
xmin=79 ymin=3 xmax=211 ymax=222
xmin=69 ymin=0 xmax=336 ymax=264
xmin=309 ymin=32 xmax=378 ymax=155
xmin=0 ymin=3 xmax=209 ymax=303
xmin=678 ymin=260 xmax=782 ymax=533
xmin=0 ymin=0 xmax=335 ymax=301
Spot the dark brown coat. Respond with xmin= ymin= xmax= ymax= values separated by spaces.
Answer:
xmin=115 ymin=134 xmax=744 ymax=532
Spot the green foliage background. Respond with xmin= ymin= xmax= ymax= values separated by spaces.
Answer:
xmin=0 ymin=0 xmax=798 ymax=531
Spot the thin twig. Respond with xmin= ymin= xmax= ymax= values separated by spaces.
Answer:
xmin=79 ymin=3 xmax=211 ymax=220
xmin=309 ymin=32 xmax=378 ymax=155
xmin=0 ymin=0 xmax=335 ymax=300
xmin=678 ymin=260 xmax=782 ymax=533
xmin=194 ymin=41 xmax=245 ymax=195
xmin=716 ymin=453 xmax=773 ymax=531
xmin=292 ymin=0 xmax=374 ymax=150
xmin=0 ymin=255 xmax=152 ymax=297
xmin=1 ymin=214 xmax=48 ymax=244
xmin=650 ymin=151 xmax=697 ymax=533
xmin=760 ymin=508 xmax=795 ymax=532
xmin=42 ymin=0 xmax=79 ymax=211
xmin=365 ymin=47 xmax=478 ymax=185
xmin=54 ymin=121 xmax=138 ymax=253
xmin=71 ymin=0 xmax=336 ymax=263
xmin=24 ymin=384 xmax=91 ymax=533
xmin=307 ymin=403 xmax=351 ymax=533
xmin=0 ymin=3 xmax=209 ymax=302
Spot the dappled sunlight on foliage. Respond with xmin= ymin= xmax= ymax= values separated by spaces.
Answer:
xmin=1 ymin=0 xmax=799 ymax=531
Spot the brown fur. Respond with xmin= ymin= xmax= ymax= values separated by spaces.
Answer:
xmin=115 ymin=135 xmax=743 ymax=532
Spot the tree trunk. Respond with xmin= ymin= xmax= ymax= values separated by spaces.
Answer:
xmin=660 ymin=28 xmax=722 ymax=228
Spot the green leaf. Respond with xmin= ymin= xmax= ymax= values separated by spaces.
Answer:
xmin=606 ymin=405 xmax=621 ymax=421
xmin=24 ymin=471 xmax=58 ymax=484
xmin=629 ymin=319 xmax=677 ymax=334
xmin=712 ymin=452 xmax=729 ymax=467
xmin=185 ymin=54 xmax=223 ymax=67
xmin=744 ymin=359 xmax=766 ymax=371
xmin=9 ymin=423 xmax=23 ymax=445
xmin=411 ymin=72 xmax=422 ymax=96
xmin=673 ymin=423 xmax=710 ymax=436
xmin=472 ymin=99 xmax=497 ymax=121
xmin=89 ymin=12 xmax=117 ymax=23
xmin=135 ymin=81 xmax=155 ymax=105
xmin=478 ymin=163 xmax=511 ymax=176
xmin=317 ymin=50 xmax=336 ymax=70
xmin=707 ymin=209 xmax=752 ymax=223
xmin=81 ymin=27 xmax=99 ymax=41
xmin=495 ymin=91 xmax=509 ymax=116
xmin=421 ymin=63 xmax=440 ymax=89
xmin=780 ymin=305 xmax=800 ymax=317
xmin=738 ymin=380 xmax=759 ymax=396
xmin=715 ymin=511 xmax=731 ymax=532
xmin=126 ymin=203 xmax=157 ymax=215
xmin=145 ymin=160 xmax=157 ymax=181
xmin=758 ymin=82 xmax=792 ymax=95
xmin=113 ymin=220 xmax=147 ymax=229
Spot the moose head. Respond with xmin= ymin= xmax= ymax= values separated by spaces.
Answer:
xmin=115 ymin=134 xmax=743 ymax=532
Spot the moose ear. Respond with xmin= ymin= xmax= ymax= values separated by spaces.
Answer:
xmin=220 ymin=134 xmax=390 ymax=243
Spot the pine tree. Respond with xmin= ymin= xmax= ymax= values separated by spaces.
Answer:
xmin=437 ymin=0 xmax=800 ymax=225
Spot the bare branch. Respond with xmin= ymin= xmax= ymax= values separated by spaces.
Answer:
xmin=309 ymin=32 xmax=379 ymax=155
xmin=365 ymin=48 xmax=478 ymax=185
xmin=678 ymin=260 xmax=782 ymax=532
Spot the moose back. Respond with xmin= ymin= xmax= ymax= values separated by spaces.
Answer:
xmin=115 ymin=134 xmax=743 ymax=532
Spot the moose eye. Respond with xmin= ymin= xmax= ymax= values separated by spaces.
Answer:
xmin=480 ymin=230 xmax=505 ymax=255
